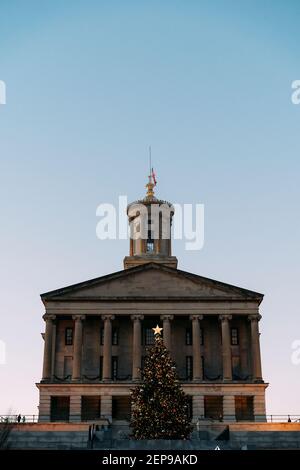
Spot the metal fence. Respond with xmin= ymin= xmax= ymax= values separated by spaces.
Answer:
xmin=266 ymin=415 xmax=300 ymax=423
xmin=1 ymin=414 xmax=300 ymax=424
xmin=0 ymin=415 xmax=38 ymax=424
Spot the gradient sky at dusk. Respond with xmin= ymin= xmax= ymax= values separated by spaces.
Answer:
xmin=1 ymin=0 xmax=300 ymax=415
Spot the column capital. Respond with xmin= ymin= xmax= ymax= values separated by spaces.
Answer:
xmin=248 ymin=314 xmax=262 ymax=322
xmin=72 ymin=314 xmax=86 ymax=321
xmin=160 ymin=314 xmax=174 ymax=321
xmin=43 ymin=314 xmax=56 ymax=322
xmin=189 ymin=314 xmax=203 ymax=321
xmin=101 ymin=315 xmax=115 ymax=321
xmin=219 ymin=314 xmax=232 ymax=322
xmin=130 ymin=314 xmax=144 ymax=321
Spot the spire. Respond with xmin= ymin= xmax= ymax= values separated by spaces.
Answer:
xmin=145 ymin=146 xmax=156 ymax=200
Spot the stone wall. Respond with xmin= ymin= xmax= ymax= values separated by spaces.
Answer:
xmin=37 ymin=382 xmax=267 ymax=423
xmin=3 ymin=422 xmax=300 ymax=450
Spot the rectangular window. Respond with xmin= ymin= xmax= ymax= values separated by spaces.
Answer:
xmin=50 ymin=396 xmax=70 ymax=422
xmin=186 ymin=356 xmax=193 ymax=380
xmin=231 ymin=328 xmax=239 ymax=345
xmin=144 ymin=328 xmax=155 ymax=345
xmin=146 ymin=240 xmax=154 ymax=252
xmin=81 ymin=396 xmax=101 ymax=421
xmin=65 ymin=327 xmax=73 ymax=346
xmin=235 ymin=396 xmax=254 ymax=421
xmin=185 ymin=328 xmax=192 ymax=345
xmin=112 ymin=328 xmax=119 ymax=345
xmin=204 ymin=396 xmax=223 ymax=420
xmin=112 ymin=356 xmax=118 ymax=380
xmin=112 ymin=396 xmax=131 ymax=420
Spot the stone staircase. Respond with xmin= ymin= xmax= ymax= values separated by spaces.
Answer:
xmin=92 ymin=421 xmax=232 ymax=450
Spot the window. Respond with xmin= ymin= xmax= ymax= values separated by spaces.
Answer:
xmin=146 ymin=240 xmax=154 ymax=252
xmin=144 ymin=328 xmax=155 ymax=345
xmin=112 ymin=328 xmax=119 ymax=345
xmin=50 ymin=396 xmax=70 ymax=422
xmin=112 ymin=356 xmax=118 ymax=380
xmin=65 ymin=327 xmax=73 ymax=346
xmin=235 ymin=396 xmax=254 ymax=421
xmin=204 ymin=396 xmax=223 ymax=420
xmin=81 ymin=396 xmax=100 ymax=421
xmin=112 ymin=396 xmax=131 ymax=420
xmin=186 ymin=356 xmax=193 ymax=380
xmin=186 ymin=328 xmax=192 ymax=345
xmin=231 ymin=328 xmax=239 ymax=345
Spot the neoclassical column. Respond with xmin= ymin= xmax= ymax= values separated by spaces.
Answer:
xmin=42 ymin=314 xmax=56 ymax=381
xmin=72 ymin=315 xmax=86 ymax=381
xmin=101 ymin=315 xmax=115 ymax=381
xmin=131 ymin=314 xmax=144 ymax=381
xmin=190 ymin=315 xmax=203 ymax=380
xmin=50 ymin=319 xmax=57 ymax=380
xmin=248 ymin=314 xmax=263 ymax=382
xmin=219 ymin=314 xmax=232 ymax=381
xmin=160 ymin=315 xmax=174 ymax=351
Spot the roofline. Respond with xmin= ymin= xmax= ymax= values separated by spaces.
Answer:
xmin=40 ymin=262 xmax=264 ymax=302
xmin=40 ymin=296 xmax=262 ymax=302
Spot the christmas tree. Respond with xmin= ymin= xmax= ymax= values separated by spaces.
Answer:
xmin=130 ymin=325 xmax=193 ymax=440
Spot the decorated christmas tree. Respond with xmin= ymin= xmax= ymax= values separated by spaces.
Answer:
xmin=130 ymin=325 xmax=193 ymax=440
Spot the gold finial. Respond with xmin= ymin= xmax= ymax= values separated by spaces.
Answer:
xmin=145 ymin=146 xmax=156 ymax=200
xmin=146 ymin=175 xmax=155 ymax=199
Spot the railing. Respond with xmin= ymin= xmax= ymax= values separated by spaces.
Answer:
xmin=266 ymin=415 xmax=300 ymax=423
xmin=1 ymin=414 xmax=300 ymax=424
xmin=0 ymin=415 xmax=38 ymax=423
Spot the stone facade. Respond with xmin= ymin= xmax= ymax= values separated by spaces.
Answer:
xmin=37 ymin=183 xmax=268 ymax=426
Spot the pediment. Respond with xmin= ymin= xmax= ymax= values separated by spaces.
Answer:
xmin=41 ymin=263 xmax=263 ymax=302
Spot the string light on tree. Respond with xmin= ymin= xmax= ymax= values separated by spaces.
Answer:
xmin=130 ymin=325 xmax=192 ymax=440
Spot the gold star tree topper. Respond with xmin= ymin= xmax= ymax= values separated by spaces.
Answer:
xmin=152 ymin=324 xmax=163 ymax=335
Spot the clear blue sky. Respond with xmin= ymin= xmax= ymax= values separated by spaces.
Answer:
xmin=1 ymin=0 xmax=300 ymax=415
